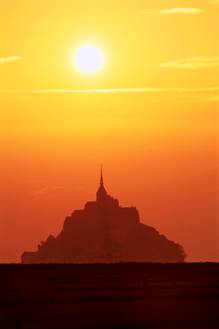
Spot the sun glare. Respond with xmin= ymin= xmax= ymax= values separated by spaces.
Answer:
xmin=75 ymin=45 xmax=104 ymax=74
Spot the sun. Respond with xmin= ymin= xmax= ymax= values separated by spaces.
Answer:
xmin=75 ymin=44 xmax=104 ymax=74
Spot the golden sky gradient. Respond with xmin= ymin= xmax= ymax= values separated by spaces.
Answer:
xmin=0 ymin=0 xmax=218 ymax=262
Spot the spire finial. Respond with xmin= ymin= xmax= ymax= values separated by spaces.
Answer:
xmin=100 ymin=166 xmax=104 ymax=186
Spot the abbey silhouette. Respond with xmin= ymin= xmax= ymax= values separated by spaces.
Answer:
xmin=22 ymin=171 xmax=186 ymax=263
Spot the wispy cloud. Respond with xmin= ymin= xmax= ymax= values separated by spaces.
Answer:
xmin=0 ymin=88 xmax=149 ymax=94
xmin=160 ymin=57 xmax=219 ymax=69
xmin=0 ymin=56 xmax=22 ymax=64
xmin=144 ymin=8 xmax=203 ymax=15
xmin=0 ymin=87 xmax=218 ymax=103
xmin=0 ymin=87 xmax=218 ymax=94
xmin=30 ymin=186 xmax=64 ymax=197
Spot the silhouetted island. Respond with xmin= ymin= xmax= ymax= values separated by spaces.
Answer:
xmin=22 ymin=171 xmax=186 ymax=263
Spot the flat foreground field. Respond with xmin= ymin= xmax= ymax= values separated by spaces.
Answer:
xmin=0 ymin=263 xmax=218 ymax=329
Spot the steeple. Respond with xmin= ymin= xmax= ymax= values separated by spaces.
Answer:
xmin=96 ymin=167 xmax=107 ymax=202
xmin=100 ymin=167 xmax=104 ymax=186
xmin=95 ymin=168 xmax=119 ymax=207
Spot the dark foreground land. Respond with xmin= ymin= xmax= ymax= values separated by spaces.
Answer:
xmin=0 ymin=263 xmax=218 ymax=329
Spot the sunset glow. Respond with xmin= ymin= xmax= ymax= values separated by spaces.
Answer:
xmin=0 ymin=0 xmax=218 ymax=264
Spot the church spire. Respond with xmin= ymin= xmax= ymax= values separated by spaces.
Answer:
xmin=96 ymin=166 xmax=107 ymax=202
xmin=100 ymin=166 xmax=104 ymax=186
xmin=96 ymin=168 xmax=119 ymax=207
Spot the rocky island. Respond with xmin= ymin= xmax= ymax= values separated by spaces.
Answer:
xmin=22 ymin=171 xmax=185 ymax=263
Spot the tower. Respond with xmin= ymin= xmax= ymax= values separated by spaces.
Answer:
xmin=96 ymin=168 xmax=119 ymax=208
xmin=96 ymin=167 xmax=108 ymax=203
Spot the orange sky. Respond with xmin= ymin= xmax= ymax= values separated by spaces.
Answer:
xmin=0 ymin=0 xmax=218 ymax=262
